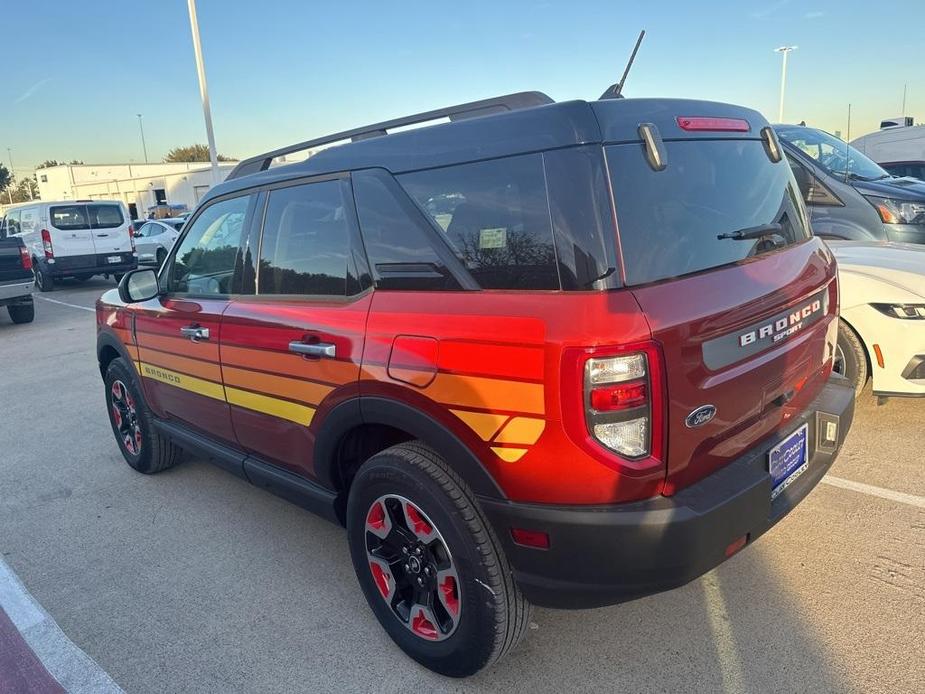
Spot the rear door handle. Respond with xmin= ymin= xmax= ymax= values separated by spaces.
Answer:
xmin=289 ymin=340 xmax=336 ymax=358
xmin=180 ymin=325 xmax=210 ymax=342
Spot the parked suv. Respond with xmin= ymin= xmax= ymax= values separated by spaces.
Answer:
xmin=96 ymin=92 xmax=855 ymax=677
xmin=2 ymin=199 xmax=137 ymax=291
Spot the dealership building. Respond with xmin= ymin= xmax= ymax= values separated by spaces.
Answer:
xmin=33 ymin=162 xmax=238 ymax=219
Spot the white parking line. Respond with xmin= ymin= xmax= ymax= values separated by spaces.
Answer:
xmin=35 ymin=296 xmax=95 ymax=312
xmin=822 ymin=475 xmax=925 ymax=510
xmin=0 ymin=557 xmax=123 ymax=693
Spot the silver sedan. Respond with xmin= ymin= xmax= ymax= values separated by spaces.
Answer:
xmin=134 ymin=218 xmax=184 ymax=267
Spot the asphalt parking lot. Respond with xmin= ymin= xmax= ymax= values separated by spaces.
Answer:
xmin=1 ymin=279 xmax=923 ymax=694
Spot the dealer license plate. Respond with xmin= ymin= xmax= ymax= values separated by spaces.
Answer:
xmin=107 ymin=255 xmax=122 ymax=264
xmin=769 ymin=423 xmax=808 ymax=500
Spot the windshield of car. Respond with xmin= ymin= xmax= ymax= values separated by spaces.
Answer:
xmin=775 ymin=126 xmax=890 ymax=181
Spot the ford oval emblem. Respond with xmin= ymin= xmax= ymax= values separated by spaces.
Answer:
xmin=685 ymin=405 xmax=716 ymax=428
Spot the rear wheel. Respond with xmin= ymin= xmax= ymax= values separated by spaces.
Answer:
xmin=104 ymin=358 xmax=182 ymax=473
xmin=833 ymin=319 xmax=868 ymax=395
xmin=33 ymin=263 xmax=54 ymax=292
xmin=7 ymin=299 xmax=34 ymax=324
xmin=156 ymin=248 xmax=167 ymax=267
xmin=113 ymin=273 xmax=125 ymax=284
xmin=347 ymin=442 xmax=530 ymax=677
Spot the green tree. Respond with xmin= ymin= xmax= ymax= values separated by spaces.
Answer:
xmin=36 ymin=159 xmax=83 ymax=168
xmin=164 ymin=144 xmax=234 ymax=163
xmin=0 ymin=163 xmax=11 ymax=192
xmin=7 ymin=176 xmax=39 ymax=203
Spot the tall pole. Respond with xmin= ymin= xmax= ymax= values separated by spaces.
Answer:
xmin=187 ymin=0 xmax=220 ymax=186
xmin=6 ymin=148 xmax=17 ymax=203
xmin=902 ymin=83 xmax=907 ymax=115
xmin=137 ymin=114 xmax=148 ymax=163
xmin=774 ymin=46 xmax=797 ymax=123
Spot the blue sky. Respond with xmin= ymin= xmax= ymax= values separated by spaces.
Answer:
xmin=1 ymin=0 xmax=922 ymax=173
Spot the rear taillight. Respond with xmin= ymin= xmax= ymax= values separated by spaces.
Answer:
xmin=562 ymin=341 xmax=666 ymax=474
xmin=128 ymin=225 xmax=136 ymax=252
xmin=676 ymin=116 xmax=750 ymax=132
xmin=586 ymin=353 xmax=653 ymax=458
xmin=40 ymin=229 xmax=54 ymax=258
xmin=19 ymin=246 xmax=32 ymax=270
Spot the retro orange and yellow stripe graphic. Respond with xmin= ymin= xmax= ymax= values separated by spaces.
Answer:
xmin=131 ymin=332 xmax=346 ymax=427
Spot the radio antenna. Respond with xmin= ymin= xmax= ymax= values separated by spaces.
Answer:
xmin=600 ymin=30 xmax=646 ymax=100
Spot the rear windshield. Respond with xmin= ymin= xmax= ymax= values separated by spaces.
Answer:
xmin=50 ymin=204 xmax=124 ymax=230
xmin=607 ymin=140 xmax=810 ymax=286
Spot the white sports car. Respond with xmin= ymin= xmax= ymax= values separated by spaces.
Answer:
xmin=829 ymin=241 xmax=925 ymax=397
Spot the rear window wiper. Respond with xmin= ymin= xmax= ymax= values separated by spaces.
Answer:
xmin=717 ymin=223 xmax=782 ymax=241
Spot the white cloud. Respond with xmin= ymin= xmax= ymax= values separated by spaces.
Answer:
xmin=751 ymin=0 xmax=793 ymax=20
xmin=805 ymin=10 xmax=825 ymax=19
xmin=14 ymin=78 xmax=51 ymax=104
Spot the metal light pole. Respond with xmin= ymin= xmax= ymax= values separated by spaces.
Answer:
xmin=187 ymin=0 xmax=220 ymax=185
xmin=137 ymin=114 xmax=148 ymax=163
xmin=774 ymin=46 xmax=797 ymax=123
xmin=6 ymin=148 xmax=16 ymax=203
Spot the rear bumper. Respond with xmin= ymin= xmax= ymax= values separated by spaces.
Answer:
xmin=47 ymin=254 xmax=137 ymax=277
xmin=0 ymin=278 xmax=34 ymax=303
xmin=479 ymin=373 xmax=855 ymax=609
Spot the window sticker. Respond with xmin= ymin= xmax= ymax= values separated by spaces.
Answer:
xmin=479 ymin=227 xmax=506 ymax=249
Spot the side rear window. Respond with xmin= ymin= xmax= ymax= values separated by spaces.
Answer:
xmin=352 ymin=170 xmax=462 ymax=291
xmin=258 ymin=180 xmax=352 ymax=297
xmin=399 ymin=154 xmax=560 ymax=290
xmin=606 ymin=140 xmax=811 ymax=286
xmin=51 ymin=206 xmax=90 ymax=230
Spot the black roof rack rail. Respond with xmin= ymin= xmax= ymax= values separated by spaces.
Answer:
xmin=226 ymin=91 xmax=555 ymax=180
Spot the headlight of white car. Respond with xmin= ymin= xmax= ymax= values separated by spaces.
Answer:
xmin=870 ymin=303 xmax=925 ymax=319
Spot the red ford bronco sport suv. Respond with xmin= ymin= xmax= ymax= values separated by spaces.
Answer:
xmin=96 ymin=92 xmax=854 ymax=677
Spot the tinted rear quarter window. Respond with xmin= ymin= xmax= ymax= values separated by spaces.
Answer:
xmin=606 ymin=139 xmax=810 ymax=286
xmin=400 ymin=154 xmax=560 ymax=290
xmin=352 ymin=170 xmax=462 ymax=291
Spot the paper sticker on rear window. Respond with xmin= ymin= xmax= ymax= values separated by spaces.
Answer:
xmin=479 ymin=227 xmax=506 ymax=249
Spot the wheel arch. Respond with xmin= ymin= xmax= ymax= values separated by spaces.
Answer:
xmin=314 ymin=396 xmax=506 ymax=508
xmin=97 ymin=330 xmax=136 ymax=380
xmin=837 ymin=315 xmax=872 ymax=384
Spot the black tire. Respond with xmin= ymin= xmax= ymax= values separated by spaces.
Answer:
xmin=834 ymin=319 xmax=868 ymax=395
xmin=347 ymin=442 xmax=531 ymax=677
xmin=104 ymin=358 xmax=182 ymax=474
xmin=34 ymin=263 xmax=54 ymax=292
xmin=156 ymin=248 xmax=167 ymax=267
xmin=113 ymin=273 xmax=125 ymax=284
xmin=7 ymin=300 xmax=34 ymax=324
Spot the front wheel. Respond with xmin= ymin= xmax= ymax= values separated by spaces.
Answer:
xmin=347 ymin=442 xmax=531 ymax=677
xmin=833 ymin=319 xmax=869 ymax=395
xmin=104 ymin=358 xmax=182 ymax=473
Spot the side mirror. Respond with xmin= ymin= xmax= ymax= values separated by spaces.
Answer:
xmin=118 ymin=268 xmax=160 ymax=303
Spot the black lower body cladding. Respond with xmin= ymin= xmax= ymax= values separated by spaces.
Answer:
xmin=479 ymin=373 xmax=855 ymax=609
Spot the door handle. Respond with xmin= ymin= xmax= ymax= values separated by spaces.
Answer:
xmin=289 ymin=340 xmax=336 ymax=358
xmin=180 ymin=325 xmax=210 ymax=342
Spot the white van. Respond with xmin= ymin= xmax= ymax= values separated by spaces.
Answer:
xmin=851 ymin=117 xmax=925 ymax=181
xmin=0 ymin=200 xmax=138 ymax=291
